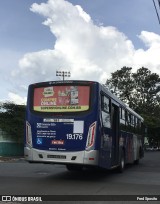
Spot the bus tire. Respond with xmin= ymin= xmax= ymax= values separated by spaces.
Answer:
xmin=117 ymin=150 xmax=125 ymax=173
xmin=139 ymin=147 xmax=144 ymax=158
xmin=66 ymin=164 xmax=83 ymax=171
xmin=134 ymin=159 xmax=139 ymax=165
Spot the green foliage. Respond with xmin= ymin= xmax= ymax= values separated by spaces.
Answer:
xmin=106 ymin=67 xmax=160 ymax=112
xmin=106 ymin=67 xmax=134 ymax=103
xmin=106 ymin=67 xmax=160 ymax=146
xmin=0 ymin=102 xmax=26 ymax=143
xmin=132 ymin=68 xmax=160 ymax=113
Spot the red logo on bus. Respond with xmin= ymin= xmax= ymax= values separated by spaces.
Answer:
xmin=51 ymin=140 xmax=64 ymax=145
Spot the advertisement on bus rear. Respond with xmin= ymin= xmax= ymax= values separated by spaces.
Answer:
xmin=33 ymin=86 xmax=90 ymax=112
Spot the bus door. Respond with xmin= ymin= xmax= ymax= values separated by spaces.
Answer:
xmin=111 ymin=102 xmax=120 ymax=167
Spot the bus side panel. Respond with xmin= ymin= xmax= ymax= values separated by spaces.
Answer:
xmin=99 ymin=127 xmax=112 ymax=169
xmin=120 ymin=131 xmax=134 ymax=164
xmin=120 ymin=131 xmax=144 ymax=164
xmin=133 ymin=134 xmax=144 ymax=161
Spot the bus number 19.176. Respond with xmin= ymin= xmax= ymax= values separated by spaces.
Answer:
xmin=66 ymin=134 xmax=83 ymax=140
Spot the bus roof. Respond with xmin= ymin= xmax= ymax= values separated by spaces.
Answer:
xmin=29 ymin=80 xmax=96 ymax=87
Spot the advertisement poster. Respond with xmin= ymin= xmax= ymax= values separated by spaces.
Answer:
xmin=33 ymin=86 xmax=90 ymax=112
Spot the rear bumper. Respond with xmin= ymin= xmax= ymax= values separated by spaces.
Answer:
xmin=24 ymin=147 xmax=99 ymax=166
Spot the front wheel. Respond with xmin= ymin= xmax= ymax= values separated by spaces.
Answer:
xmin=117 ymin=150 xmax=125 ymax=173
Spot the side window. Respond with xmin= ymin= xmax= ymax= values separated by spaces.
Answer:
xmin=131 ymin=115 xmax=133 ymax=125
xmin=126 ymin=111 xmax=131 ymax=132
xmin=134 ymin=118 xmax=142 ymax=134
xmin=102 ymin=95 xmax=110 ymax=113
xmin=101 ymin=95 xmax=111 ymax=128
xmin=120 ymin=107 xmax=125 ymax=131
xmin=131 ymin=114 xmax=135 ymax=132
xmin=122 ymin=108 xmax=125 ymax=120
xmin=137 ymin=119 xmax=142 ymax=134
xmin=128 ymin=112 xmax=131 ymax=124
xmin=135 ymin=117 xmax=138 ymax=134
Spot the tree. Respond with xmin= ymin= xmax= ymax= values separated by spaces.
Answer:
xmin=106 ymin=67 xmax=160 ymax=112
xmin=132 ymin=67 xmax=160 ymax=114
xmin=106 ymin=66 xmax=134 ymax=104
xmin=0 ymin=102 xmax=26 ymax=143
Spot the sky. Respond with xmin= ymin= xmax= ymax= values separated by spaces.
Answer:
xmin=0 ymin=0 xmax=160 ymax=104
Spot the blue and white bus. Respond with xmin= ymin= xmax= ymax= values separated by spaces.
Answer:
xmin=25 ymin=80 xmax=144 ymax=172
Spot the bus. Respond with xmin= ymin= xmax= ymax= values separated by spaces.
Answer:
xmin=25 ymin=80 xmax=144 ymax=172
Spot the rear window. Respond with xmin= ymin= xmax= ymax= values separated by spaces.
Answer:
xmin=33 ymin=85 xmax=90 ymax=112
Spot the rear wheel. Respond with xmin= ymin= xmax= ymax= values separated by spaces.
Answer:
xmin=66 ymin=164 xmax=83 ymax=171
xmin=134 ymin=159 xmax=139 ymax=165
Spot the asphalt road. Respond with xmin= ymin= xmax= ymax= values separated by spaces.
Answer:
xmin=0 ymin=151 xmax=160 ymax=204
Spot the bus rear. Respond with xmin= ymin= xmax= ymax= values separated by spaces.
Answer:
xmin=24 ymin=81 xmax=100 ymax=168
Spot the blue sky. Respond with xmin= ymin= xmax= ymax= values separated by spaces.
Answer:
xmin=0 ymin=0 xmax=160 ymax=104
xmin=0 ymin=0 xmax=53 ymax=52
xmin=0 ymin=0 xmax=159 ymax=51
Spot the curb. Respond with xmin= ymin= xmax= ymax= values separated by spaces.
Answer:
xmin=0 ymin=157 xmax=24 ymax=162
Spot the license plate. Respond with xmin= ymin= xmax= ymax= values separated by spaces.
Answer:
xmin=47 ymin=155 xmax=66 ymax=159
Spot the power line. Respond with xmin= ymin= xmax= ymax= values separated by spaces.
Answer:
xmin=152 ymin=0 xmax=160 ymax=24
xmin=158 ymin=0 xmax=160 ymax=8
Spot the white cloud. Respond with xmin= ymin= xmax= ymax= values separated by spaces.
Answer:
xmin=8 ymin=92 xmax=27 ymax=105
xmin=138 ymin=31 xmax=160 ymax=48
xmin=0 ymin=49 xmax=26 ymax=103
xmin=75 ymin=5 xmax=91 ymax=23
xmin=12 ymin=0 xmax=160 ymax=104
xmin=14 ymin=0 xmax=136 ymax=85
xmin=133 ymin=31 xmax=160 ymax=73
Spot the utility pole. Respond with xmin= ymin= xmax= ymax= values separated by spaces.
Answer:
xmin=56 ymin=70 xmax=71 ymax=81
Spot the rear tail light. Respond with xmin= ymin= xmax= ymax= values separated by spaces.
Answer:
xmin=26 ymin=122 xmax=32 ymax=147
xmin=86 ymin=122 xmax=96 ymax=150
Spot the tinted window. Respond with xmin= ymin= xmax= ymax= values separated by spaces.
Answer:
xmin=101 ymin=95 xmax=111 ymax=128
